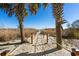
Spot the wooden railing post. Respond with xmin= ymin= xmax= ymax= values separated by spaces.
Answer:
xmin=31 ymin=33 xmax=33 ymax=44
xmin=46 ymin=33 xmax=48 ymax=44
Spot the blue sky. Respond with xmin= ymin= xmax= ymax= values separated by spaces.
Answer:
xmin=0 ymin=3 xmax=79 ymax=29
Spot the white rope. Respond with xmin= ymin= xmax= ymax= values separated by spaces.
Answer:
xmin=56 ymin=42 xmax=72 ymax=53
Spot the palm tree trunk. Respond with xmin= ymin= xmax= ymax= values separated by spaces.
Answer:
xmin=19 ymin=20 xmax=24 ymax=43
xmin=56 ymin=20 xmax=62 ymax=49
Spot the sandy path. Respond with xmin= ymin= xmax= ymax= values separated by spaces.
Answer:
xmin=0 ymin=31 xmax=76 ymax=56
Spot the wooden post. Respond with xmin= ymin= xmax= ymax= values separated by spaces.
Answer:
xmin=46 ymin=34 xmax=48 ymax=44
xmin=43 ymin=35 xmax=44 ymax=38
xmin=31 ymin=33 xmax=33 ymax=44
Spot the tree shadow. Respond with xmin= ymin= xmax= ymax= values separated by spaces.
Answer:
xmin=0 ymin=41 xmax=29 ymax=46
xmin=15 ymin=48 xmax=60 ymax=56
xmin=0 ymin=47 xmax=9 ymax=50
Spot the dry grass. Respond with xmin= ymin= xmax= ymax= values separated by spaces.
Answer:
xmin=73 ymin=30 xmax=79 ymax=39
xmin=40 ymin=29 xmax=56 ymax=37
xmin=62 ymin=29 xmax=79 ymax=39
xmin=0 ymin=29 xmax=19 ymax=42
xmin=0 ymin=29 xmax=38 ymax=42
xmin=24 ymin=29 xmax=37 ymax=38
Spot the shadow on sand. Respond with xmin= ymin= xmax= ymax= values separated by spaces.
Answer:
xmin=15 ymin=48 xmax=60 ymax=56
xmin=0 ymin=41 xmax=29 ymax=46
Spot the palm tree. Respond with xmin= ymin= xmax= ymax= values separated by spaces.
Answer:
xmin=0 ymin=3 xmax=28 ymax=43
xmin=0 ymin=3 xmax=39 ymax=44
xmin=53 ymin=3 xmax=64 ymax=49
xmin=8 ymin=4 xmax=28 ymax=43
xmin=29 ymin=3 xmax=64 ymax=49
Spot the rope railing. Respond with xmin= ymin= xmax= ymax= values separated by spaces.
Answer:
xmin=56 ymin=42 xmax=72 ymax=53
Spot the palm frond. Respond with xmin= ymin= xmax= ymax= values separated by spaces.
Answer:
xmin=0 ymin=3 xmax=12 ymax=13
xmin=42 ymin=3 xmax=48 ymax=9
xmin=53 ymin=3 xmax=64 ymax=23
xmin=28 ymin=3 xmax=40 ymax=15
xmin=8 ymin=3 xmax=28 ymax=21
